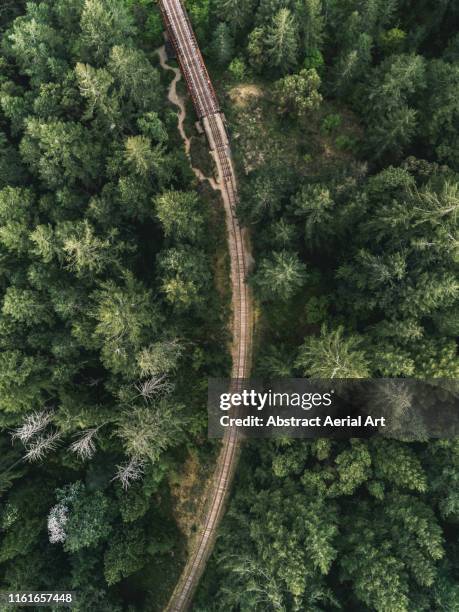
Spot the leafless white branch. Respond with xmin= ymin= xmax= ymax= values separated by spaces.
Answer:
xmin=69 ymin=427 xmax=100 ymax=460
xmin=24 ymin=431 xmax=61 ymax=463
xmin=11 ymin=410 xmax=53 ymax=445
xmin=88 ymin=377 xmax=103 ymax=387
xmin=134 ymin=374 xmax=173 ymax=402
xmin=113 ymin=456 xmax=146 ymax=490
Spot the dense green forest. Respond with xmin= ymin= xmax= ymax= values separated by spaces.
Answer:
xmin=0 ymin=1 xmax=228 ymax=609
xmin=190 ymin=0 xmax=459 ymax=610
xmin=0 ymin=0 xmax=458 ymax=611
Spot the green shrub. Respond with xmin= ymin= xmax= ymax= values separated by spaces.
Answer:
xmin=321 ymin=113 xmax=342 ymax=134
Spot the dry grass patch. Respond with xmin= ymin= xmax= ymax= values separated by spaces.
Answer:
xmin=169 ymin=450 xmax=217 ymax=551
xmin=229 ymin=83 xmax=264 ymax=108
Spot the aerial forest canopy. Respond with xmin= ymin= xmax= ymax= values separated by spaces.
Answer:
xmin=0 ymin=0 xmax=458 ymax=611
xmin=0 ymin=1 xmax=228 ymax=609
xmin=191 ymin=0 xmax=459 ymax=610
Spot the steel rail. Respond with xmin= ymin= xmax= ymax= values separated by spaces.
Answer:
xmin=158 ymin=0 xmax=253 ymax=609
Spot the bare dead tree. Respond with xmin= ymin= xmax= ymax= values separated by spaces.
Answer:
xmin=24 ymin=431 xmax=61 ymax=463
xmin=10 ymin=410 xmax=53 ymax=445
xmin=134 ymin=374 xmax=173 ymax=403
xmin=113 ymin=456 xmax=146 ymax=490
xmin=69 ymin=427 xmax=101 ymax=461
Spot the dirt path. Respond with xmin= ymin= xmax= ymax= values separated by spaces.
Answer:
xmin=157 ymin=46 xmax=219 ymax=190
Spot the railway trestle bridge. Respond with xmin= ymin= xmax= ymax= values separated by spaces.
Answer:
xmin=158 ymin=0 xmax=253 ymax=610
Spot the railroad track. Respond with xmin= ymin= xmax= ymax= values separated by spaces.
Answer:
xmin=158 ymin=1 xmax=253 ymax=610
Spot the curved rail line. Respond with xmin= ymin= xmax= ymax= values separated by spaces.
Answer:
xmin=158 ymin=1 xmax=253 ymax=610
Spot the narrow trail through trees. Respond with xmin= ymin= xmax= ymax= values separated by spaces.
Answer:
xmin=156 ymin=1 xmax=254 ymax=607
xmin=157 ymin=46 xmax=219 ymax=190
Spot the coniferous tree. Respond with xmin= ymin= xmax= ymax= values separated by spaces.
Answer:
xmin=265 ymin=9 xmax=299 ymax=73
